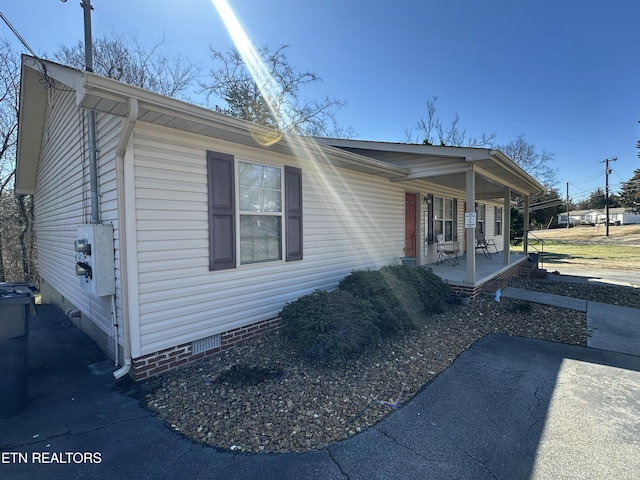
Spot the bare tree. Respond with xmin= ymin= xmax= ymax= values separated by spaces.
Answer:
xmin=200 ymin=44 xmax=353 ymax=137
xmin=16 ymin=194 xmax=35 ymax=281
xmin=0 ymin=37 xmax=22 ymax=282
xmin=55 ymin=33 xmax=200 ymax=99
xmin=0 ymin=33 xmax=199 ymax=284
xmin=405 ymin=96 xmax=496 ymax=147
xmin=0 ymin=38 xmax=18 ymax=188
xmin=498 ymin=134 xmax=558 ymax=188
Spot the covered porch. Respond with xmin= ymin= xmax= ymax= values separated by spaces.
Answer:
xmin=315 ymin=139 xmax=546 ymax=293
xmin=426 ymin=250 xmax=529 ymax=295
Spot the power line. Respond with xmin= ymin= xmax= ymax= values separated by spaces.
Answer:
xmin=0 ymin=10 xmax=39 ymax=58
xmin=0 ymin=9 xmax=56 ymax=89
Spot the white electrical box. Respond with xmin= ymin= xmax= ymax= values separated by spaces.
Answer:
xmin=75 ymin=224 xmax=116 ymax=297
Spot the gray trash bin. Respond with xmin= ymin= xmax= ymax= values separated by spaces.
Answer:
xmin=0 ymin=283 xmax=35 ymax=418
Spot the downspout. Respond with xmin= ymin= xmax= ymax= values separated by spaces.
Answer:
xmin=113 ymin=97 xmax=138 ymax=379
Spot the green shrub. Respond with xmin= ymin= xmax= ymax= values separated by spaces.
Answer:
xmin=338 ymin=269 xmax=423 ymax=336
xmin=279 ymin=289 xmax=379 ymax=363
xmin=413 ymin=267 xmax=451 ymax=314
xmin=379 ymin=265 xmax=449 ymax=315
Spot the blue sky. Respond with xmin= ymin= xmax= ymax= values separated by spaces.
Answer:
xmin=2 ymin=0 xmax=639 ymax=202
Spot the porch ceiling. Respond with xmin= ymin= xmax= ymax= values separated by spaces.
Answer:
xmin=314 ymin=139 xmax=545 ymax=197
xmin=411 ymin=165 xmax=510 ymax=198
xmin=367 ymin=150 xmax=538 ymax=197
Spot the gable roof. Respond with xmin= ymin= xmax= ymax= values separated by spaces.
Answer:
xmin=16 ymin=56 xmax=409 ymax=194
xmin=18 ymin=56 xmax=544 ymax=199
xmin=314 ymin=138 xmax=545 ymax=197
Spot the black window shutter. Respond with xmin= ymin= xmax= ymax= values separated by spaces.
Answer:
xmin=207 ymin=150 xmax=236 ymax=271
xmin=285 ymin=166 xmax=303 ymax=261
xmin=427 ymin=194 xmax=434 ymax=244
xmin=452 ymin=198 xmax=458 ymax=241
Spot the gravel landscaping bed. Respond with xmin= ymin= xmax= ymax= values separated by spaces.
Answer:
xmin=132 ymin=276 xmax=638 ymax=454
xmin=518 ymin=274 xmax=640 ymax=309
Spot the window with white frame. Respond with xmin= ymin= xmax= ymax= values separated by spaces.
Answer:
xmin=434 ymin=197 xmax=455 ymax=241
xmin=476 ymin=203 xmax=485 ymax=234
xmin=207 ymin=150 xmax=303 ymax=271
xmin=495 ymin=206 xmax=503 ymax=236
xmin=238 ymin=161 xmax=283 ymax=264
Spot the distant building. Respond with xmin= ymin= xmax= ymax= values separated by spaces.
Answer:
xmin=558 ymin=208 xmax=640 ymax=226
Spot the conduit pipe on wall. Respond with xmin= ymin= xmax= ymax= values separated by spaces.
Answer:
xmin=80 ymin=0 xmax=100 ymax=225
xmin=87 ymin=109 xmax=100 ymax=224
xmin=110 ymin=294 xmax=118 ymax=367
xmin=113 ymin=97 xmax=138 ymax=380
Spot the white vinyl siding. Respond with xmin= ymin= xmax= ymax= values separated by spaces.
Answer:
xmin=131 ymin=124 xmax=404 ymax=356
xmin=34 ymin=89 xmax=122 ymax=337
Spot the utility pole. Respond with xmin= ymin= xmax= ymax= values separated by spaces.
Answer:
xmin=601 ymin=157 xmax=617 ymax=237
xmin=566 ymin=182 xmax=570 ymax=229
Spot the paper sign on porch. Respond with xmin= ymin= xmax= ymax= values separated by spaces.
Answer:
xmin=465 ymin=212 xmax=477 ymax=229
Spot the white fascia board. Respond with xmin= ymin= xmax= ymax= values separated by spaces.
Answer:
xmin=81 ymin=74 xmax=409 ymax=179
xmin=490 ymin=150 xmax=545 ymax=194
xmin=315 ymin=137 xmax=492 ymax=159
xmin=23 ymin=56 xmax=86 ymax=99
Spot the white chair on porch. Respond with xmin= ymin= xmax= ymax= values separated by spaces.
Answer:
xmin=436 ymin=234 xmax=459 ymax=266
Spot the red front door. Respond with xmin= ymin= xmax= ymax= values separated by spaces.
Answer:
xmin=405 ymin=193 xmax=417 ymax=257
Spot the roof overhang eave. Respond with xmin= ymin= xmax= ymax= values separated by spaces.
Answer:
xmin=81 ymin=75 xmax=410 ymax=178
xmin=17 ymin=60 xmax=408 ymax=192
xmin=489 ymin=150 xmax=546 ymax=196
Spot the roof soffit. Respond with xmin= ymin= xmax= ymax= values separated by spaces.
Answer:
xmin=17 ymin=58 xmax=407 ymax=189
xmin=317 ymin=139 xmax=544 ymax=196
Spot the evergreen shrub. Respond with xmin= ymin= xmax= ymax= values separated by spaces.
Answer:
xmin=279 ymin=289 xmax=379 ymax=363
xmin=338 ymin=268 xmax=423 ymax=336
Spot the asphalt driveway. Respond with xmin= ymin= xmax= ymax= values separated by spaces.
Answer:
xmin=1 ymin=306 xmax=640 ymax=479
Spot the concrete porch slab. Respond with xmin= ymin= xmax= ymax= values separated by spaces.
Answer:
xmin=427 ymin=252 xmax=527 ymax=287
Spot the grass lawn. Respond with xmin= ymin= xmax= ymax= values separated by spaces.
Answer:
xmin=512 ymin=224 xmax=640 ymax=270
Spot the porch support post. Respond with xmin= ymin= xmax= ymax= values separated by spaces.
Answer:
xmin=523 ymin=195 xmax=530 ymax=255
xmin=466 ymin=168 xmax=476 ymax=284
xmin=503 ymin=187 xmax=511 ymax=264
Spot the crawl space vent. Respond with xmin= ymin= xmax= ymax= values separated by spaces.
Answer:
xmin=192 ymin=334 xmax=221 ymax=355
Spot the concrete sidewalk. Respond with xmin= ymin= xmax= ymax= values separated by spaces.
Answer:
xmin=501 ymin=287 xmax=587 ymax=311
xmin=2 ymin=304 xmax=640 ymax=479
xmin=546 ymin=267 xmax=640 ymax=288
xmin=502 ymin=285 xmax=640 ymax=357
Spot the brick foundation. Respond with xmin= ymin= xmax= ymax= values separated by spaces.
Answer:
xmin=132 ymin=317 xmax=281 ymax=381
xmin=448 ymin=260 xmax=526 ymax=299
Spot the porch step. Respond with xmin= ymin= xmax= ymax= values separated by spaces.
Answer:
xmin=519 ymin=261 xmax=547 ymax=279
xmin=520 ymin=261 xmax=538 ymax=275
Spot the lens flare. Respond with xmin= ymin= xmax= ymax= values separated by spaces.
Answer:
xmin=210 ymin=0 xmax=394 ymax=267
xmin=211 ymin=0 xmax=293 ymax=143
